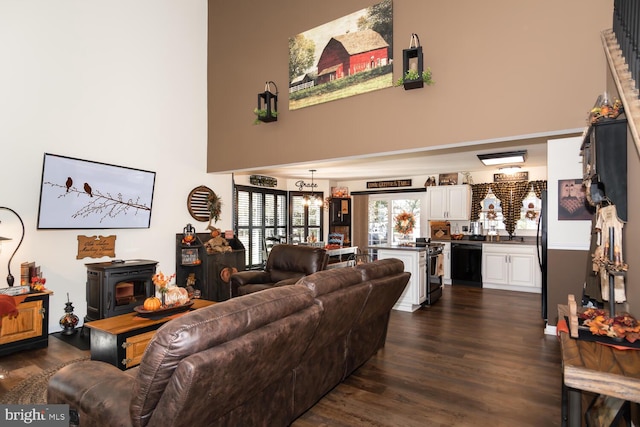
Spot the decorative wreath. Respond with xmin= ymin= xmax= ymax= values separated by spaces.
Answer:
xmin=394 ymin=211 xmax=416 ymax=235
xmin=207 ymin=192 xmax=222 ymax=224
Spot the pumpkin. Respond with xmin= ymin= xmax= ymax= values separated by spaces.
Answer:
xmin=143 ymin=296 xmax=162 ymax=311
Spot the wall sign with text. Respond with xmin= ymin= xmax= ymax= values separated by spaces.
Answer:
xmin=493 ymin=171 xmax=529 ymax=182
xmin=366 ymin=179 xmax=412 ymax=189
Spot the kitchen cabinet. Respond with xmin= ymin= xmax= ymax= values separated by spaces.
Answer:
xmin=428 ymin=185 xmax=471 ymax=220
xmin=482 ymin=244 xmax=541 ymax=293
xmin=377 ymin=248 xmax=425 ymax=312
xmin=329 ymin=198 xmax=351 ymax=245
xmin=441 ymin=242 xmax=451 ymax=285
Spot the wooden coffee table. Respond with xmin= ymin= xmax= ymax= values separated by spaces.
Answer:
xmin=85 ymin=299 xmax=215 ymax=370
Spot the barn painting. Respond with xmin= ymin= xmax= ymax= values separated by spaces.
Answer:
xmin=289 ymin=0 xmax=393 ymax=110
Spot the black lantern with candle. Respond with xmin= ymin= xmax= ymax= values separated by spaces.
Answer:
xmin=59 ymin=293 xmax=79 ymax=336
xmin=255 ymin=81 xmax=278 ymax=123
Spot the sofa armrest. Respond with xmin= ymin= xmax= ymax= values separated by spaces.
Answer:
xmin=274 ymin=277 xmax=301 ymax=287
xmin=48 ymin=360 xmax=136 ymax=427
xmin=230 ymin=270 xmax=272 ymax=297
xmin=231 ymin=271 xmax=271 ymax=286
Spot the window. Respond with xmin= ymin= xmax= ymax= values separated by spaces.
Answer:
xmin=289 ymin=192 xmax=323 ymax=244
xmin=478 ymin=189 xmax=541 ymax=234
xmin=235 ymin=185 xmax=287 ymax=269
xmin=368 ymin=194 xmax=421 ymax=246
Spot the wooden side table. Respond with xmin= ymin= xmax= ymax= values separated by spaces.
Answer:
xmin=85 ymin=299 xmax=215 ymax=370
xmin=0 ymin=291 xmax=52 ymax=356
xmin=558 ymin=304 xmax=640 ymax=426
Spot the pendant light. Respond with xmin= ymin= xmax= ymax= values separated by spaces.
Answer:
xmin=303 ymin=170 xmax=322 ymax=207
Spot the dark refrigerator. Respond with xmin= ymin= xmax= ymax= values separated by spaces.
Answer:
xmin=537 ymin=190 xmax=548 ymax=321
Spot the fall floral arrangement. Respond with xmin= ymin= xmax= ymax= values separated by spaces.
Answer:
xmin=394 ymin=211 xmax=416 ymax=236
xmin=152 ymin=271 xmax=175 ymax=295
xmin=30 ymin=276 xmax=47 ymax=292
xmin=579 ymin=308 xmax=640 ymax=343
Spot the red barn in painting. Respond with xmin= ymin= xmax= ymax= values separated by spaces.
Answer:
xmin=316 ymin=29 xmax=389 ymax=85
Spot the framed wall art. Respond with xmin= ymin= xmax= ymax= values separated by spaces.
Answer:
xmin=37 ymin=153 xmax=156 ymax=229
xmin=558 ymin=178 xmax=594 ymax=221
xmin=438 ymin=173 xmax=458 ymax=185
xmin=288 ymin=0 xmax=393 ymax=110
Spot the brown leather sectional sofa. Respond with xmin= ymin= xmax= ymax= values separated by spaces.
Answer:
xmin=47 ymin=258 xmax=410 ymax=427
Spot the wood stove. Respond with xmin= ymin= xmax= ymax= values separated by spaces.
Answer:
xmin=85 ymin=259 xmax=158 ymax=322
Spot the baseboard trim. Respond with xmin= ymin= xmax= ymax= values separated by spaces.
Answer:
xmin=544 ymin=323 xmax=557 ymax=336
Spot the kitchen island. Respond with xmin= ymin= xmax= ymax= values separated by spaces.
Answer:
xmin=370 ymin=243 xmax=443 ymax=312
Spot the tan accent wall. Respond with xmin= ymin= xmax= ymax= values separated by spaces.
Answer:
xmin=207 ymin=0 xmax=612 ymax=173
xmin=547 ymin=249 xmax=589 ymax=326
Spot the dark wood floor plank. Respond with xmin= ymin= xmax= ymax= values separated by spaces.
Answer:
xmin=0 ymin=285 xmax=563 ymax=425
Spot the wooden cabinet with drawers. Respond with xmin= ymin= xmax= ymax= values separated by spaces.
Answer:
xmin=0 ymin=291 xmax=51 ymax=356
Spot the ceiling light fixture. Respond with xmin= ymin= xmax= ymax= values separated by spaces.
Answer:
xmin=303 ymin=170 xmax=322 ymax=207
xmin=477 ymin=150 xmax=527 ymax=166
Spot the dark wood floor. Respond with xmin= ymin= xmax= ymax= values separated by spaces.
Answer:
xmin=0 ymin=285 xmax=562 ymax=426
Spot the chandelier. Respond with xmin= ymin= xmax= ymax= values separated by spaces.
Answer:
xmin=303 ymin=169 xmax=323 ymax=207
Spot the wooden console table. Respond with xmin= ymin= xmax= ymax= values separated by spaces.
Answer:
xmin=558 ymin=304 xmax=640 ymax=426
xmin=86 ymin=299 xmax=215 ymax=370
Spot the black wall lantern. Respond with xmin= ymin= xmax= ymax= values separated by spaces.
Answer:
xmin=400 ymin=33 xmax=425 ymax=90
xmin=255 ymin=81 xmax=278 ymax=124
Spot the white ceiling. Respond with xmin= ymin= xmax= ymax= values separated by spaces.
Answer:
xmin=233 ymin=131 xmax=583 ymax=182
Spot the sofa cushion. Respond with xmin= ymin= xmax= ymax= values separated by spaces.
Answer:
xmin=346 ymin=262 xmax=410 ymax=375
xmin=266 ymin=244 xmax=328 ymax=275
xmin=293 ymin=268 xmax=371 ymax=417
xmin=147 ymin=302 xmax=322 ymax=426
xmin=297 ymin=267 xmax=364 ymax=297
xmin=130 ymin=285 xmax=317 ymax=426
xmin=355 ymin=258 xmax=405 ymax=281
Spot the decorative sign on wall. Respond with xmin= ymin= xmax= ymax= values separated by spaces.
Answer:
xmin=494 ymin=171 xmax=529 ymax=182
xmin=366 ymin=179 xmax=412 ymax=189
xmin=249 ymin=175 xmax=278 ymax=187
xmin=77 ymin=235 xmax=116 ymax=259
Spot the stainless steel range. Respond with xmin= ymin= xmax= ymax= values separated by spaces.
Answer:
xmin=425 ymin=243 xmax=444 ymax=305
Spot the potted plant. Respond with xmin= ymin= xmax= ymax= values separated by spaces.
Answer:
xmin=395 ymin=67 xmax=434 ymax=90
xmin=253 ymin=108 xmax=278 ymax=125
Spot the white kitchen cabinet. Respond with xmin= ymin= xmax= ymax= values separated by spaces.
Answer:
xmin=427 ymin=185 xmax=471 ymax=220
xmin=482 ymin=244 xmax=541 ymax=293
xmin=442 ymin=242 xmax=451 ymax=285
xmin=377 ymin=248 xmax=425 ymax=312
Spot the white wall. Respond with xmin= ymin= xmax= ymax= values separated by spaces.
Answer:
xmin=547 ymin=136 xmax=591 ymax=250
xmin=0 ymin=0 xmax=230 ymax=332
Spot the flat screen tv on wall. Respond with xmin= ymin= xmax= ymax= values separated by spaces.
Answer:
xmin=37 ymin=153 xmax=156 ymax=229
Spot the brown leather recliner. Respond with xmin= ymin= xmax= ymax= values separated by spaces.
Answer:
xmin=230 ymin=244 xmax=328 ymax=297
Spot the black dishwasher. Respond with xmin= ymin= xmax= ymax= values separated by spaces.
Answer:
xmin=451 ymin=243 xmax=482 ymax=287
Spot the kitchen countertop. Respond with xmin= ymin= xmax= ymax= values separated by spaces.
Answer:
xmin=432 ymin=236 xmax=538 ymax=246
xmin=368 ymin=244 xmax=444 ymax=251
xmin=369 ymin=237 xmax=538 ymax=251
